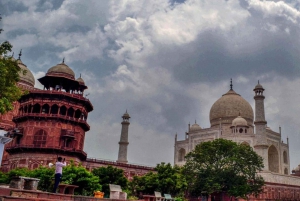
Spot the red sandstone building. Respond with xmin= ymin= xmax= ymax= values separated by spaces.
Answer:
xmin=3 ymin=54 xmax=300 ymax=200
xmin=0 ymin=53 xmax=153 ymax=179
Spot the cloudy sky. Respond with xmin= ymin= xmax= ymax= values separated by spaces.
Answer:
xmin=1 ymin=0 xmax=300 ymax=169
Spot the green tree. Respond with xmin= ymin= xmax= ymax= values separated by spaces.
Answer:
xmin=7 ymin=167 xmax=32 ymax=181
xmin=92 ymin=165 xmax=128 ymax=198
xmin=0 ymin=16 xmax=23 ymax=114
xmin=184 ymin=139 xmax=264 ymax=200
xmin=129 ymin=172 xmax=159 ymax=196
xmin=30 ymin=166 xmax=55 ymax=192
xmin=62 ymin=161 xmax=101 ymax=196
xmin=129 ymin=163 xmax=187 ymax=197
xmin=0 ymin=170 xmax=9 ymax=184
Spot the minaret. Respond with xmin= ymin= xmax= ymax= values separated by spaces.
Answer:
xmin=117 ymin=111 xmax=130 ymax=163
xmin=253 ymin=81 xmax=269 ymax=170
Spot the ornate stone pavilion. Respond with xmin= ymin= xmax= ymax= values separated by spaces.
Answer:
xmin=0 ymin=53 xmax=153 ymax=179
xmin=175 ymin=80 xmax=300 ymax=200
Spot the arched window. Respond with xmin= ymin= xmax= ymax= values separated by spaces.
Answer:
xmin=178 ymin=148 xmax=186 ymax=162
xmin=74 ymin=109 xmax=81 ymax=119
xmin=268 ymin=145 xmax=279 ymax=173
xmin=283 ymin=151 xmax=288 ymax=164
xmin=284 ymin=168 xmax=288 ymax=175
xmin=18 ymin=107 xmax=23 ymax=115
xmin=28 ymin=104 xmax=32 ymax=113
xmin=239 ymin=128 xmax=243 ymax=133
xmin=32 ymin=163 xmax=39 ymax=170
xmin=60 ymin=106 xmax=67 ymax=116
xmin=67 ymin=107 xmax=74 ymax=118
xmin=241 ymin=141 xmax=250 ymax=146
xmin=42 ymin=104 xmax=50 ymax=114
xmin=51 ymin=104 xmax=59 ymax=114
xmin=33 ymin=129 xmax=47 ymax=147
xmin=32 ymin=104 xmax=41 ymax=113
xmin=11 ymin=163 xmax=17 ymax=170
xmin=65 ymin=139 xmax=73 ymax=148
xmin=245 ymin=129 xmax=247 ymax=133
xmin=24 ymin=105 xmax=28 ymax=113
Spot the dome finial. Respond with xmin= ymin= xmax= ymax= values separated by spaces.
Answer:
xmin=18 ymin=49 xmax=22 ymax=60
xmin=12 ymin=52 xmax=14 ymax=58
xmin=230 ymin=78 xmax=233 ymax=90
xmin=62 ymin=57 xmax=65 ymax=64
xmin=258 ymin=80 xmax=259 ymax=84
xmin=80 ymin=73 xmax=81 ymax=78
xmin=195 ymin=120 xmax=197 ymax=124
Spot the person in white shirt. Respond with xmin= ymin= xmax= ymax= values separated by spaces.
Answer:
xmin=52 ymin=157 xmax=66 ymax=193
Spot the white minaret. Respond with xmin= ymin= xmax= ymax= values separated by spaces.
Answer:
xmin=253 ymin=81 xmax=269 ymax=171
xmin=117 ymin=110 xmax=130 ymax=163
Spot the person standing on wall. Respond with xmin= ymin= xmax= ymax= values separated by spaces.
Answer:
xmin=53 ymin=157 xmax=66 ymax=193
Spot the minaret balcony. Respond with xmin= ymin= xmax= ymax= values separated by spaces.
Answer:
xmin=5 ymin=144 xmax=87 ymax=160
xmin=13 ymin=113 xmax=90 ymax=131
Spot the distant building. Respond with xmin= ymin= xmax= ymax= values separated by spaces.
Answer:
xmin=0 ymin=52 xmax=153 ymax=179
xmin=175 ymin=79 xmax=300 ymax=200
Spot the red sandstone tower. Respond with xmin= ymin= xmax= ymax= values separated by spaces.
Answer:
xmin=1 ymin=57 xmax=93 ymax=171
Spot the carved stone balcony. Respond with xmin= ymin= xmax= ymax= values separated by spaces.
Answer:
xmin=5 ymin=144 xmax=87 ymax=160
xmin=13 ymin=113 xmax=90 ymax=131
xmin=61 ymin=130 xmax=75 ymax=138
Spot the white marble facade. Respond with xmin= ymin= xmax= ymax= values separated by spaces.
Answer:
xmin=174 ymin=81 xmax=290 ymax=175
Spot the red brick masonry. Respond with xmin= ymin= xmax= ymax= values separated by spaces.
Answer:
xmin=0 ymin=187 xmax=127 ymax=201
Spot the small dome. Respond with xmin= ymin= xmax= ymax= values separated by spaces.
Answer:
xmin=232 ymin=116 xmax=248 ymax=127
xmin=190 ymin=123 xmax=201 ymax=131
xmin=122 ymin=111 xmax=130 ymax=118
xmin=266 ymin=126 xmax=272 ymax=131
xmin=294 ymin=165 xmax=300 ymax=172
xmin=77 ymin=77 xmax=85 ymax=85
xmin=17 ymin=59 xmax=35 ymax=87
xmin=254 ymin=81 xmax=264 ymax=91
xmin=47 ymin=62 xmax=75 ymax=79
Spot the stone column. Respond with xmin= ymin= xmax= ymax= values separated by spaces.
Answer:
xmin=117 ymin=111 xmax=130 ymax=163
xmin=253 ymin=82 xmax=269 ymax=171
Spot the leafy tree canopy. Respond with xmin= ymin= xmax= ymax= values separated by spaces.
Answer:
xmin=62 ymin=161 xmax=101 ymax=196
xmin=92 ymin=165 xmax=128 ymax=198
xmin=0 ymin=15 xmax=23 ymax=114
xmin=184 ymin=139 xmax=264 ymax=199
xmin=129 ymin=162 xmax=187 ymax=198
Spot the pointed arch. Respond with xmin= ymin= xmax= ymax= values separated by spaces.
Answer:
xmin=28 ymin=104 xmax=32 ymax=113
xmin=60 ymin=106 xmax=67 ymax=116
xmin=42 ymin=104 xmax=50 ymax=114
xmin=268 ymin=145 xmax=279 ymax=173
xmin=32 ymin=103 xmax=41 ymax=113
xmin=74 ymin=109 xmax=81 ymax=119
xmin=178 ymin=148 xmax=186 ymax=162
xmin=284 ymin=168 xmax=288 ymax=175
xmin=51 ymin=104 xmax=59 ymax=114
xmin=283 ymin=151 xmax=288 ymax=164
xmin=67 ymin=107 xmax=74 ymax=118
xmin=241 ymin=141 xmax=250 ymax=146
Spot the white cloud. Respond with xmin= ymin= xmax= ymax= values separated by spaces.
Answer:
xmin=3 ymin=0 xmax=300 ymax=170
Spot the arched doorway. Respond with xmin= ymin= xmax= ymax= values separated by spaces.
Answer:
xmin=268 ymin=145 xmax=279 ymax=173
xmin=178 ymin=148 xmax=186 ymax=162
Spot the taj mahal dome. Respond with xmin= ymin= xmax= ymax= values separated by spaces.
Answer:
xmin=174 ymin=80 xmax=290 ymax=175
xmin=174 ymin=80 xmax=300 ymax=199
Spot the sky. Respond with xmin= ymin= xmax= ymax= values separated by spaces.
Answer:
xmin=1 ymin=0 xmax=300 ymax=169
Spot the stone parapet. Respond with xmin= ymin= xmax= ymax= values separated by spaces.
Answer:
xmin=259 ymin=172 xmax=300 ymax=186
